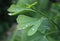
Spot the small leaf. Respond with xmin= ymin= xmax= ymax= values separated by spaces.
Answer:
xmin=17 ymin=15 xmax=37 ymax=24
xmin=38 ymin=18 xmax=50 ymax=33
xmin=28 ymin=17 xmax=45 ymax=36
xmin=8 ymin=4 xmax=35 ymax=15
xmin=17 ymin=22 xmax=33 ymax=30
xmin=8 ymin=8 xmax=35 ymax=16
xmin=17 ymin=15 xmax=37 ymax=30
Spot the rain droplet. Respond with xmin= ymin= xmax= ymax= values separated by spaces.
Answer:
xmin=25 ymin=25 xmax=28 ymax=27
xmin=32 ymin=29 xmax=34 ymax=31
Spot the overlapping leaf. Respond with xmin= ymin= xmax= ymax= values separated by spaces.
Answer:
xmin=16 ymin=15 xmax=37 ymax=30
xmin=38 ymin=18 xmax=50 ymax=34
xmin=28 ymin=17 xmax=44 ymax=36
xmin=17 ymin=15 xmax=47 ymax=36
xmin=8 ymin=0 xmax=49 ymax=15
xmin=8 ymin=4 xmax=35 ymax=15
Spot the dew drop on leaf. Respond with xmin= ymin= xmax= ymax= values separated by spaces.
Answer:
xmin=25 ymin=25 xmax=28 ymax=27
xmin=32 ymin=29 xmax=35 ymax=31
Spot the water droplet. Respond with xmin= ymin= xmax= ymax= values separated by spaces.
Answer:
xmin=32 ymin=29 xmax=34 ymax=31
xmin=25 ymin=25 xmax=28 ymax=27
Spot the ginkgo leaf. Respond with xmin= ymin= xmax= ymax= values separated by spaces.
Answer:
xmin=17 ymin=15 xmax=37 ymax=24
xmin=38 ymin=18 xmax=50 ymax=34
xmin=8 ymin=4 xmax=35 ymax=15
xmin=16 ymin=15 xmax=37 ymax=30
xmin=7 ymin=4 xmax=34 ymax=13
xmin=28 ymin=17 xmax=45 ymax=36
xmin=17 ymin=22 xmax=33 ymax=30
xmin=8 ymin=0 xmax=49 ymax=16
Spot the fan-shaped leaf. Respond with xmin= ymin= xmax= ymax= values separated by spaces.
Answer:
xmin=28 ymin=17 xmax=45 ymax=36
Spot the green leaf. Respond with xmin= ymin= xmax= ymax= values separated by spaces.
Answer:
xmin=17 ymin=15 xmax=37 ymax=23
xmin=17 ymin=15 xmax=47 ymax=36
xmin=17 ymin=15 xmax=37 ymax=30
xmin=8 ymin=4 xmax=18 ymax=12
xmin=8 ymin=0 xmax=49 ymax=16
xmin=8 ymin=4 xmax=35 ymax=15
xmin=38 ymin=18 xmax=50 ymax=33
xmin=28 ymin=32 xmax=49 ymax=41
xmin=28 ymin=17 xmax=45 ymax=36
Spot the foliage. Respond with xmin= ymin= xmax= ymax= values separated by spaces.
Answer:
xmin=8 ymin=0 xmax=60 ymax=41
